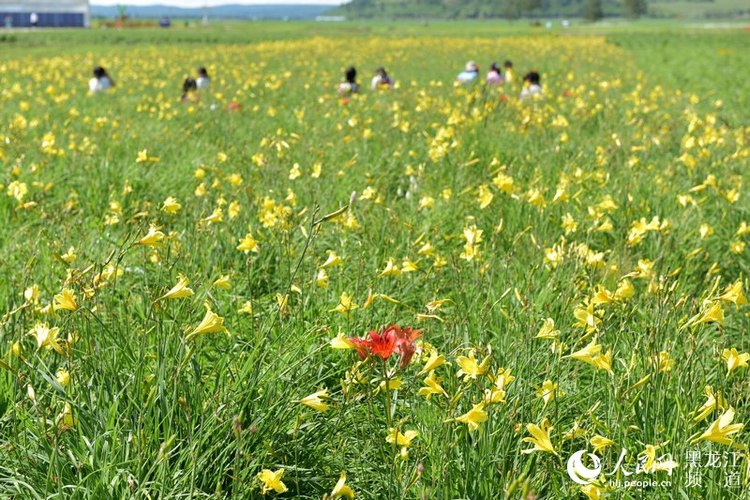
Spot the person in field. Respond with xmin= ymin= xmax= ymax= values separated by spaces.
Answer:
xmin=504 ymin=60 xmax=515 ymax=84
xmin=486 ymin=62 xmax=504 ymax=85
xmin=520 ymin=71 xmax=542 ymax=100
xmin=456 ymin=61 xmax=479 ymax=84
xmin=371 ymin=67 xmax=394 ymax=90
xmin=196 ymin=67 xmax=210 ymax=89
xmin=338 ymin=66 xmax=360 ymax=95
xmin=181 ymin=77 xmax=199 ymax=102
xmin=89 ymin=66 xmax=114 ymax=93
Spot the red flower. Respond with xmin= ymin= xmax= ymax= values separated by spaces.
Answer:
xmin=348 ymin=325 xmax=422 ymax=368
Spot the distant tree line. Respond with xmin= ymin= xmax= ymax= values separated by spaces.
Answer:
xmin=338 ymin=0 xmax=649 ymax=20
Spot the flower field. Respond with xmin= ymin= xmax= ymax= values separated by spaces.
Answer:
xmin=1 ymin=24 xmax=749 ymax=498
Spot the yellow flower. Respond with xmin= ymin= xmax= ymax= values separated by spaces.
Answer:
xmin=453 ymin=402 xmax=488 ymax=431
xmin=378 ymin=377 xmax=402 ymax=392
xmin=614 ymin=280 xmax=635 ymax=300
xmin=57 ymin=402 xmax=75 ymax=430
xmin=581 ymin=484 xmax=605 ymax=500
xmin=315 ymin=269 xmax=329 ymax=288
xmin=321 ymin=250 xmax=342 ymax=268
xmin=379 ymin=258 xmax=402 ymax=277
xmin=300 ymin=389 xmax=329 ymax=412
xmin=30 ymin=323 xmax=64 ymax=354
xmin=418 ymin=350 xmax=446 ymax=375
xmin=638 ymin=444 xmax=679 ymax=473
xmin=536 ymin=318 xmax=559 ymax=339
xmin=566 ymin=339 xmax=612 ymax=373
xmin=573 ymin=302 xmax=601 ymax=332
xmin=719 ymin=281 xmax=747 ymax=306
xmin=722 ymin=348 xmax=750 ymax=376
xmin=238 ymin=301 xmax=254 ymax=315
xmin=185 ymin=303 xmax=227 ymax=342
xmin=60 ymin=247 xmax=77 ymax=263
xmin=418 ymin=371 xmax=447 ymax=399
xmin=590 ymin=434 xmax=614 ymax=454
xmin=536 ymin=380 xmax=558 ymax=405
xmin=330 ymin=332 xmax=354 ymax=349
xmin=401 ymin=258 xmax=418 ymax=273
xmin=161 ymin=196 xmax=182 ymax=214
xmin=138 ymin=226 xmax=165 ymax=247
xmin=331 ymin=292 xmax=358 ymax=316
xmin=476 ymin=184 xmax=493 ymax=208
xmin=689 ymin=301 xmax=724 ymax=326
xmin=456 ymin=352 xmax=491 ymax=381
xmin=56 ymin=368 xmax=70 ymax=386
xmin=386 ymin=428 xmax=418 ymax=459
xmin=213 ymin=275 xmax=232 ymax=290
xmin=237 ymin=232 xmax=260 ymax=253
xmin=202 ymin=207 xmax=223 ymax=224
xmin=329 ymin=471 xmax=355 ymax=499
xmin=53 ymin=288 xmax=78 ymax=312
xmin=692 ymin=407 xmax=745 ymax=447
xmin=691 ymin=386 xmax=725 ymax=422
xmin=160 ymin=275 xmax=193 ymax=300
xmin=522 ymin=418 xmax=558 ymax=456
xmin=257 ymin=468 xmax=288 ymax=495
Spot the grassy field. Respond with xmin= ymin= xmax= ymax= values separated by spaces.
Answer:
xmin=1 ymin=21 xmax=749 ymax=499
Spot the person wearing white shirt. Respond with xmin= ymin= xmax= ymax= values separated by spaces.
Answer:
xmin=89 ymin=66 xmax=114 ymax=93
xmin=196 ymin=67 xmax=210 ymax=89
xmin=371 ymin=67 xmax=394 ymax=90
xmin=456 ymin=61 xmax=479 ymax=84
xmin=520 ymin=71 xmax=542 ymax=100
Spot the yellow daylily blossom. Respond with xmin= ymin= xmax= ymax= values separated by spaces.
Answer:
xmin=138 ymin=226 xmax=165 ymax=247
xmin=321 ymin=250 xmax=342 ymax=268
xmin=379 ymin=258 xmax=401 ymax=277
xmin=536 ymin=318 xmax=559 ymax=339
xmin=160 ymin=275 xmax=193 ymax=300
xmin=257 ymin=469 xmax=288 ymax=495
xmin=719 ymin=280 xmax=747 ymax=306
xmin=161 ymin=196 xmax=182 ymax=214
xmin=328 ymin=471 xmax=355 ymax=499
xmin=237 ymin=232 xmax=260 ymax=253
xmin=536 ymin=380 xmax=559 ymax=405
xmin=454 ymin=403 xmax=488 ymax=431
xmin=53 ymin=288 xmax=78 ymax=312
xmin=566 ymin=339 xmax=613 ymax=373
xmin=331 ymin=292 xmax=358 ymax=316
xmin=692 ymin=407 xmax=745 ymax=447
xmin=386 ymin=428 xmax=418 ymax=459
xmin=456 ymin=352 xmax=491 ymax=381
xmin=418 ymin=370 xmax=447 ymax=399
xmin=590 ymin=435 xmax=614 ymax=454
xmin=213 ymin=275 xmax=231 ymax=290
xmin=300 ymin=389 xmax=330 ymax=412
xmin=722 ymin=348 xmax=750 ymax=376
xmin=330 ymin=332 xmax=354 ymax=349
xmin=418 ymin=350 xmax=447 ymax=375
xmin=30 ymin=322 xmax=64 ymax=354
xmin=185 ymin=303 xmax=227 ymax=342
xmin=522 ymin=418 xmax=559 ymax=456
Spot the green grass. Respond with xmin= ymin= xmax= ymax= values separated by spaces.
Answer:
xmin=0 ymin=21 xmax=749 ymax=499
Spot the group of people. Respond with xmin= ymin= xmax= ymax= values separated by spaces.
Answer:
xmin=337 ymin=66 xmax=395 ymax=95
xmin=88 ymin=66 xmax=212 ymax=100
xmin=89 ymin=61 xmax=540 ymax=102
xmin=335 ymin=60 xmax=541 ymax=101
xmin=456 ymin=60 xmax=542 ymax=99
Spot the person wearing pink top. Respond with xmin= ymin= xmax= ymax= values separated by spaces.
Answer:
xmin=486 ymin=62 xmax=504 ymax=85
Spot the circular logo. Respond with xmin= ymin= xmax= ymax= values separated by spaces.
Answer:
xmin=567 ymin=450 xmax=602 ymax=485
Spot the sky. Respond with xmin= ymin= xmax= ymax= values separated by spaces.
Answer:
xmin=92 ymin=0 xmax=345 ymax=5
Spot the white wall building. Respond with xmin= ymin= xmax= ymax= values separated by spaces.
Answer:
xmin=1 ymin=0 xmax=90 ymax=28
